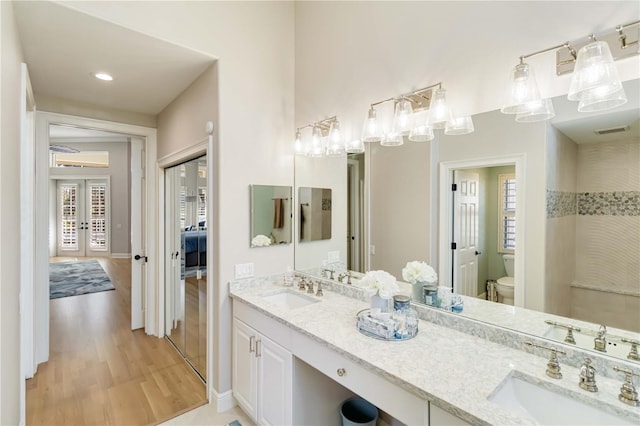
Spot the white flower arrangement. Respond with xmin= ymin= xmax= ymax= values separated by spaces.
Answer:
xmin=359 ymin=270 xmax=399 ymax=299
xmin=251 ymin=234 xmax=271 ymax=247
xmin=402 ymin=261 xmax=438 ymax=284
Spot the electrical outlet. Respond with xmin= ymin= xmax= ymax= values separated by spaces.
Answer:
xmin=370 ymin=245 xmax=376 ymax=255
xmin=235 ymin=262 xmax=254 ymax=279
xmin=327 ymin=250 xmax=340 ymax=263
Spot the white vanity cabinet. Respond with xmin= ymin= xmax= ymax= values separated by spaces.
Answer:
xmin=232 ymin=317 xmax=292 ymax=426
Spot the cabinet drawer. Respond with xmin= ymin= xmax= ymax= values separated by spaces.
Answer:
xmin=292 ymin=332 xmax=428 ymax=425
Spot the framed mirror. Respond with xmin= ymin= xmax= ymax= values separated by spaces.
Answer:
xmin=299 ymin=187 xmax=332 ymax=242
xmin=250 ymin=185 xmax=292 ymax=247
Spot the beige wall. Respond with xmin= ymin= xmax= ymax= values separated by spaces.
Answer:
xmin=49 ymin=141 xmax=132 ymax=255
xmin=0 ymin=1 xmax=24 ymax=423
xmin=545 ymin=126 xmax=577 ymax=317
xmin=369 ymin=141 xmax=431 ymax=280
xmin=67 ymin=1 xmax=296 ymax=395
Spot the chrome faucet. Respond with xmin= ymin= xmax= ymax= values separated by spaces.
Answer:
xmin=298 ymin=276 xmax=308 ymax=291
xmin=579 ymin=358 xmax=598 ymax=392
xmin=322 ymin=268 xmax=335 ymax=280
xmin=621 ymin=337 xmax=640 ymax=361
xmin=594 ymin=325 xmax=607 ymax=352
xmin=524 ymin=341 xmax=566 ymax=379
xmin=315 ymin=281 xmax=323 ymax=297
xmin=544 ymin=320 xmax=581 ymax=344
xmin=612 ymin=366 xmax=639 ymax=406
xmin=306 ymin=280 xmax=315 ymax=294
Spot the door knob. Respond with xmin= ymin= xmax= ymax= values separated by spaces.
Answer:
xmin=475 ymin=251 xmax=482 ymax=255
xmin=134 ymin=254 xmax=148 ymax=262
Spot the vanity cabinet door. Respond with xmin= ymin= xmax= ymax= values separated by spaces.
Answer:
xmin=256 ymin=334 xmax=292 ymax=426
xmin=429 ymin=403 xmax=471 ymax=426
xmin=232 ymin=318 xmax=258 ymax=421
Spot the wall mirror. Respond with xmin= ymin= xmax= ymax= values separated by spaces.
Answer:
xmin=164 ymin=155 xmax=207 ymax=380
xmin=250 ymin=185 xmax=292 ymax=247
xmin=299 ymin=187 xmax=332 ymax=242
xmin=293 ymin=78 xmax=640 ymax=363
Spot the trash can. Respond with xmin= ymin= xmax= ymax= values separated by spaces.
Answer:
xmin=340 ymin=397 xmax=378 ymax=426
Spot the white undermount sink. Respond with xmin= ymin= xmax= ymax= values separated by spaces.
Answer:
xmin=261 ymin=290 xmax=319 ymax=310
xmin=543 ymin=326 xmax=630 ymax=359
xmin=489 ymin=373 xmax=636 ymax=425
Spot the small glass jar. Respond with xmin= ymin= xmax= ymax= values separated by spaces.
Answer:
xmin=423 ymin=285 xmax=438 ymax=307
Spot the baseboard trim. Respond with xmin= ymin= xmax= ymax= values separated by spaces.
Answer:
xmin=111 ymin=253 xmax=131 ymax=259
xmin=211 ymin=388 xmax=235 ymax=413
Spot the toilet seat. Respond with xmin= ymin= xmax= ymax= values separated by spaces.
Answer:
xmin=496 ymin=277 xmax=514 ymax=287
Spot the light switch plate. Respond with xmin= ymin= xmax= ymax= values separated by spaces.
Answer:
xmin=327 ymin=250 xmax=340 ymax=263
xmin=370 ymin=245 xmax=376 ymax=255
xmin=235 ymin=262 xmax=254 ymax=279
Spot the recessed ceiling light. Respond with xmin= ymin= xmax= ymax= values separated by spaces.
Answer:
xmin=93 ymin=72 xmax=113 ymax=81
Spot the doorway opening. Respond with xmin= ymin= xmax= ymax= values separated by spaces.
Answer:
xmin=54 ymin=179 xmax=110 ymax=257
xmin=347 ymin=153 xmax=365 ymax=273
xmin=439 ymin=155 xmax=526 ymax=307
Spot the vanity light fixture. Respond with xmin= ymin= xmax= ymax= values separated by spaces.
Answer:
xmin=362 ymin=82 xmax=474 ymax=145
xmin=502 ymin=19 xmax=639 ymax=123
xmin=294 ymin=116 xmax=345 ymax=158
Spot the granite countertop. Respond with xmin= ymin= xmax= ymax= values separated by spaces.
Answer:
xmin=230 ymin=276 xmax=640 ymax=426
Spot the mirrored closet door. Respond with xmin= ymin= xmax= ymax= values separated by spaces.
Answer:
xmin=164 ymin=155 xmax=207 ymax=380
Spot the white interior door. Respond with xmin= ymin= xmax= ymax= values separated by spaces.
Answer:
xmin=56 ymin=179 xmax=109 ymax=257
xmin=453 ymin=170 xmax=480 ymax=297
xmin=130 ymin=138 xmax=145 ymax=330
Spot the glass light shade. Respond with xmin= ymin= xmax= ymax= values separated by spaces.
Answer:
xmin=380 ymin=131 xmax=403 ymax=147
xmin=444 ymin=115 xmax=474 ymax=135
xmin=294 ymin=130 xmax=305 ymax=155
xmin=408 ymin=110 xmax=434 ymax=142
xmin=577 ymin=85 xmax=627 ymax=112
xmin=391 ymin=99 xmax=414 ymax=135
xmin=362 ymin=107 xmax=383 ymax=142
xmin=309 ymin=126 xmax=325 ymax=157
xmin=501 ymin=63 xmax=543 ymax=114
xmin=325 ymin=121 xmax=345 ymax=157
xmin=427 ymin=88 xmax=450 ymax=129
xmin=515 ymin=98 xmax=556 ymax=122
xmin=346 ymin=139 xmax=365 ymax=154
xmin=568 ymin=41 xmax=623 ymax=102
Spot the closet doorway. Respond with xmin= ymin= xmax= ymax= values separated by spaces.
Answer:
xmin=164 ymin=155 xmax=208 ymax=381
xmin=55 ymin=179 xmax=109 ymax=257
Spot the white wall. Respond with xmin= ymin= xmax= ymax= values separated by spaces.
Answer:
xmin=67 ymin=1 xmax=296 ymax=397
xmin=0 ymin=1 xmax=24 ymax=423
xmin=49 ymin=140 xmax=131 ymax=255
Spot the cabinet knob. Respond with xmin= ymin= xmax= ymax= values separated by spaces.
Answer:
xmin=337 ymin=368 xmax=346 ymax=377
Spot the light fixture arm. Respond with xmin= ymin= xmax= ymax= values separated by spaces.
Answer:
xmin=369 ymin=82 xmax=443 ymax=111
xmin=617 ymin=20 xmax=640 ymax=50
xmin=520 ymin=41 xmax=575 ymax=63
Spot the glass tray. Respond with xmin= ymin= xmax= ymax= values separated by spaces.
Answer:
xmin=355 ymin=308 xmax=418 ymax=341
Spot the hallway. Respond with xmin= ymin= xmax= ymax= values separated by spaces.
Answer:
xmin=27 ymin=257 xmax=207 ymax=425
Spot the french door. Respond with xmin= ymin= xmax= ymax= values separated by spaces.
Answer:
xmin=56 ymin=179 xmax=109 ymax=257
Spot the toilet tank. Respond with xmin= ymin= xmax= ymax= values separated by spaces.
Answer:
xmin=503 ymin=254 xmax=515 ymax=277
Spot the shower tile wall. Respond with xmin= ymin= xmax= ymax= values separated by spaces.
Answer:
xmin=573 ymin=139 xmax=640 ymax=332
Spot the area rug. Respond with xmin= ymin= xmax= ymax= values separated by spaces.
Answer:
xmin=49 ymin=260 xmax=115 ymax=299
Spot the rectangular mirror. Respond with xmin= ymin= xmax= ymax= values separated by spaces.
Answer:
xmin=299 ymin=187 xmax=332 ymax=242
xmin=250 ymin=185 xmax=292 ymax=247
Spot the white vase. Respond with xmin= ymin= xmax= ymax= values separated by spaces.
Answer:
xmin=370 ymin=293 xmax=390 ymax=312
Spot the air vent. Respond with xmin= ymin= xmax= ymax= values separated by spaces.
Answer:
xmin=594 ymin=126 xmax=630 ymax=135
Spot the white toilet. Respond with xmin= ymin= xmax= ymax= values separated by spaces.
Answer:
xmin=496 ymin=254 xmax=515 ymax=305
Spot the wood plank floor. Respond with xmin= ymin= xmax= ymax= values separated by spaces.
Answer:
xmin=27 ymin=257 xmax=207 ymax=426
